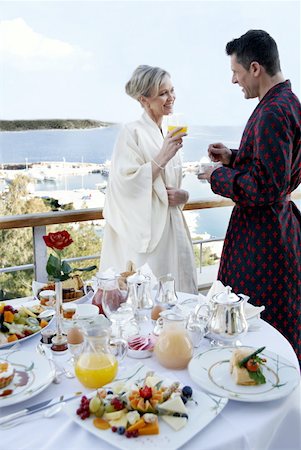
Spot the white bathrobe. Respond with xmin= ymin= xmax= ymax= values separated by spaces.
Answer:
xmin=100 ymin=112 xmax=198 ymax=294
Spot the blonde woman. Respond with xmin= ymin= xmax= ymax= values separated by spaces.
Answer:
xmin=101 ymin=65 xmax=197 ymax=294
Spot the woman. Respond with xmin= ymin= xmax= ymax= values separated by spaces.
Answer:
xmin=100 ymin=65 xmax=197 ymax=294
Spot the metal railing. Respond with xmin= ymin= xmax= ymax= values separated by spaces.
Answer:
xmin=1 ymin=191 xmax=300 ymax=282
xmin=0 ymin=198 xmax=234 ymax=281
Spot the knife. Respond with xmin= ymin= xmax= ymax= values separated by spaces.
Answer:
xmin=0 ymin=392 xmax=82 ymax=426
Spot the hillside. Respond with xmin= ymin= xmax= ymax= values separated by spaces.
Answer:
xmin=0 ymin=119 xmax=114 ymax=132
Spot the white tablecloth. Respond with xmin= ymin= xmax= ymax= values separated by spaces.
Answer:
xmin=0 ymin=295 xmax=300 ymax=450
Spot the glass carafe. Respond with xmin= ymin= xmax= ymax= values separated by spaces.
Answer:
xmin=154 ymin=313 xmax=193 ymax=369
xmin=155 ymin=274 xmax=178 ymax=307
xmin=92 ymin=275 xmax=125 ymax=316
xmin=74 ymin=325 xmax=127 ymax=389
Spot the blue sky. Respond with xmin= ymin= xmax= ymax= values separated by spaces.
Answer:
xmin=0 ymin=0 xmax=300 ymax=126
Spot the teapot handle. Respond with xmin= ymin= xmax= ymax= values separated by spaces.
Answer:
xmin=109 ymin=337 xmax=128 ymax=362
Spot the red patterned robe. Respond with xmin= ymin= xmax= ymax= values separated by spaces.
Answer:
xmin=210 ymin=81 xmax=301 ymax=364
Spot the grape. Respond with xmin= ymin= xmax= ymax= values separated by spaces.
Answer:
xmin=89 ymin=396 xmax=101 ymax=413
xmin=94 ymin=404 xmax=105 ymax=418
xmin=105 ymin=404 xmax=115 ymax=413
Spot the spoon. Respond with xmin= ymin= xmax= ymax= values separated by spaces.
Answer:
xmin=38 ymin=309 xmax=56 ymax=320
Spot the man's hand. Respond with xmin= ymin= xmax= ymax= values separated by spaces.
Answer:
xmin=208 ymin=143 xmax=232 ymax=165
xmin=166 ymin=187 xmax=189 ymax=206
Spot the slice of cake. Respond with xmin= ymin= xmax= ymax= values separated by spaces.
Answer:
xmin=0 ymin=361 xmax=15 ymax=389
xmin=230 ymin=347 xmax=266 ymax=385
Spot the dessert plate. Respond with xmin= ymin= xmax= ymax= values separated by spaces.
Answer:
xmin=0 ymin=349 xmax=55 ymax=407
xmin=64 ymin=364 xmax=228 ymax=450
xmin=188 ymin=346 xmax=300 ymax=402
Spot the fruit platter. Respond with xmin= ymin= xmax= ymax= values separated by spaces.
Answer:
xmin=64 ymin=364 xmax=228 ymax=450
xmin=0 ymin=302 xmax=53 ymax=348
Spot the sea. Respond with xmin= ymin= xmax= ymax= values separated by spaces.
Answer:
xmin=0 ymin=124 xmax=245 ymax=238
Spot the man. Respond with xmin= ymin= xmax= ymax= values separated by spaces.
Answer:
xmin=199 ymin=30 xmax=301 ymax=364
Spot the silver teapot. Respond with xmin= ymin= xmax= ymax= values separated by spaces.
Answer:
xmin=195 ymin=286 xmax=248 ymax=345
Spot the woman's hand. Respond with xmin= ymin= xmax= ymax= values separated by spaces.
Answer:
xmin=208 ymin=142 xmax=231 ymax=165
xmin=166 ymin=187 xmax=189 ymax=206
xmin=154 ymin=128 xmax=187 ymax=169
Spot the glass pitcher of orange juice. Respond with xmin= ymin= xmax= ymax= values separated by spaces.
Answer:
xmin=154 ymin=313 xmax=193 ymax=370
xmin=75 ymin=324 xmax=127 ymax=389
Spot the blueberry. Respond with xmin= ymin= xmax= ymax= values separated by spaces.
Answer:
xmin=117 ymin=426 xmax=126 ymax=435
xmin=182 ymin=386 xmax=193 ymax=398
xmin=107 ymin=390 xmax=113 ymax=395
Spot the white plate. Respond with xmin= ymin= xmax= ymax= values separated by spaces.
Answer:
xmin=32 ymin=280 xmax=94 ymax=306
xmin=0 ymin=300 xmax=55 ymax=350
xmin=64 ymin=364 xmax=228 ymax=450
xmin=62 ymin=312 xmax=110 ymax=332
xmin=0 ymin=349 xmax=55 ymax=407
xmin=188 ymin=347 xmax=300 ymax=402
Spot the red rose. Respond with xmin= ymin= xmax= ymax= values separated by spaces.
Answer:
xmin=43 ymin=231 xmax=73 ymax=251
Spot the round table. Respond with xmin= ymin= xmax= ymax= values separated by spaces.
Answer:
xmin=0 ymin=296 xmax=300 ymax=450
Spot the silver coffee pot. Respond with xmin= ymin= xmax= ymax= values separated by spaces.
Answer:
xmin=195 ymin=286 xmax=248 ymax=345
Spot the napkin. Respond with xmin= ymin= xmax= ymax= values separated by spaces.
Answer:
xmin=32 ymin=280 xmax=52 ymax=298
xmin=138 ymin=263 xmax=157 ymax=290
xmin=206 ymin=280 xmax=265 ymax=320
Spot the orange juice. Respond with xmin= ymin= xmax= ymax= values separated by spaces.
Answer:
xmin=167 ymin=125 xmax=188 ymax=135
xmin=75 ymin=352 xmax=118 ymax=388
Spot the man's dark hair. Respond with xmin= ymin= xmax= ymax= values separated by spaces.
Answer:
xmin=226 ymin=30 xmax=281 ymax=76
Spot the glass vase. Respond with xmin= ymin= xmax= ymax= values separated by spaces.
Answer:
xmin=51 ymin=280 xmax=68 ymax=352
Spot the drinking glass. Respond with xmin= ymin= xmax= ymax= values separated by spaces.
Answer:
xmin=166 ymin=113 xmax=188 ymax=134
xmin=166 ymin=113 xmax=188 ymax=169
xmin=101 ymin=284 xmax=137 ymax=339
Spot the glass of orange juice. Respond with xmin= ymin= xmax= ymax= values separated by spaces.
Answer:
xmin=74 ymin=325 xmax=127 ymax=389
xmin=166 ymin=113 xmax=188 ymax=135
xmin=166 ymin=113 xmax=188 ymax=169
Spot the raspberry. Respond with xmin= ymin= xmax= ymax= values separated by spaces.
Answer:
xmin=111 ymin=397 xmax=124 ymax=411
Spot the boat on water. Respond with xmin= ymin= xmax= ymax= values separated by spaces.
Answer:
xmin=95 ymin=181 xmax=107 ymax=192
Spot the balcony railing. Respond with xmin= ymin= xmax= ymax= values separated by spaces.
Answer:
xmin=0 ymin=198 xmax=235 ymax=281
xmin=1 ymin=192 xmax=300 ymax=286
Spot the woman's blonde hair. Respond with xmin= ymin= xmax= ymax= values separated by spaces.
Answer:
xmin=125 ymin=65 xmax=170 ymax=101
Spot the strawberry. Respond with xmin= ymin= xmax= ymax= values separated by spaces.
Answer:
xmin=139 ymin=386 xmax=152 ymax=400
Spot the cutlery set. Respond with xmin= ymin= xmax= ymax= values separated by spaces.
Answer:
xmin=0 ymin=394 xmax=81 ymax=428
